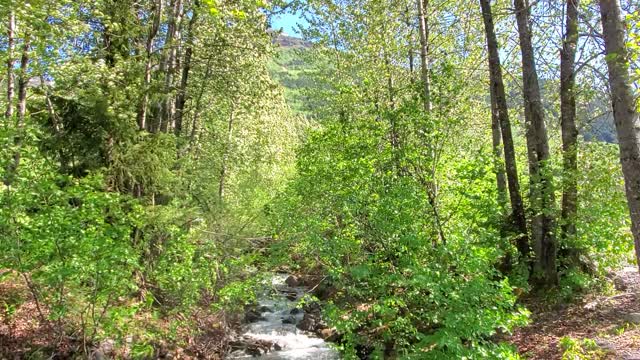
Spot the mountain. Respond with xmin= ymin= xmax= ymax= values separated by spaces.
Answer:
xmin=268 ymin=34 xmax=618 ymax=143
xmin=269 ymin=34 xmax=317 ymax=117
xmin=274 ymin=34 xmax=312 ymax=49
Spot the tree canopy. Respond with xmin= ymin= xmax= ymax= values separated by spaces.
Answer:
xmin=0 ymin=0 xmax=639 ymax=358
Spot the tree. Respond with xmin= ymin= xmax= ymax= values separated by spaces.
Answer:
xmin=560 ymin=0 xmax=580 ymax=243
xmin=479 ymin=0 xmax=529 ymax=260
xmin=0 ymin=0 xmax=301 ymax=354
xmin=514 ymin=0 xmax=557 ymax=285
xmin=137 ymin=0 xmax=163 ymax=131
xmin=491 ymin=92 xmax=508 ymax=210
xmin=175 ymin=1 xmax=199 ymax=137
xmin=416 ymin=0 xmax=432 ymax=112
xmin=5 ymin=10 xmax=15 ymax=119
xmin=4 ymin=5 xmax=30 ymax=185
xmin=599 ymin=0 xmax=640 ymax=272
xmin=159 ymin=0 xmax=183 ymax=133
xmin=13 ymin=31 xmax=29 ymax=167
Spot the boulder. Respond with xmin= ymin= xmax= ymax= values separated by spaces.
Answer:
xmin=303 ymin=301 xmax=321 ymax=313
xmin=282 ymin=315 xmax=297 ymax=324
xmin=156 ymin=340 xmax=169 ymax=358
xmin=318 ymin=328 xmax=339 ymax=342
xmin=90 ymin=350 xmax=105 ymax=360
xmin=98 ymin=339 xmax=115 ymax=355
xmin=279 ymin=290 xmax=298 ymax=301
xmin=91 ymin=338 xmax=115 ymax=360
xmin=312 ymin=282 xmax=336 ymax=301
xmin=300 ymin=275 xmax=324 ymax=287
xmin=297 ymin=311 xmax=325 ymax=332
xmin=297 ymin=301 xmax=329 ymax=332
xmin=246 ymin=346 xmax=263 ymax=357
xmin=623 ymin=312 xmax=640 ymax=324
xmin=613 ymin=276 xmax=628 ymax=291
xmin=290 ymin=307 xmax=301 ymax=315
xmin=229 ymin=336 xmax=275 ymax=357
xmin=285 ymin=275 xmax=300 ymax=287
xmin=297 ymin=314 xmax=317 ymax=332
xmin=228 ymin=350 xmax=245 ymax=358
xmin=244 ymin=308 xmax=266 ymax=323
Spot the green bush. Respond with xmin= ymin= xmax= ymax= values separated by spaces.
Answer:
xmin=560 ymin=337 xmax=607 ymax=360
xmin=0 ymin=160 xmax=141 ymax=339
xmin=271 ymin=119 xmax=529 ymax=358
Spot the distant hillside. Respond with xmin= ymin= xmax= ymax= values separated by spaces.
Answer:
xmin=268 ymin=34 xmax=618 ymax=143
xmin=269 ymin=34 xmax=318 ymax=117
xmin=505 ymin=79 xmax=617 ymax=144
xmin=274 ymin=34 xmax=312 ymax=49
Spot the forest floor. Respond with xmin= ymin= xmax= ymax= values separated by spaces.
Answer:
xmin=507 ymin=266 xmax=640 ymax=359
xmin=3 ymin=268 xmax=640 ymax=359
xmin=0 ymin=270 xmax=229 ymax=359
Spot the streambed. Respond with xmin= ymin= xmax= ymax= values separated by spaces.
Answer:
xmin=227 ymin=274 xmax=340 ymax=359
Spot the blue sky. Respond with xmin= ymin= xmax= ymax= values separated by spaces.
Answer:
xmin=271 ymin=12 xmax=307 ymax=36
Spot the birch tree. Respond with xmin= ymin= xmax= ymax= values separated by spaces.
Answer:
xmin=599 ymin=0 xmax=640 ymax=272
xmin=480 ymin=0 xmax=529 ymax=260
xmin=514 ymin=0 xmax=557 ymax=285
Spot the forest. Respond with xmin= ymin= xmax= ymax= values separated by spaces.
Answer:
xmin=0 ymin=0 xmax=639 ymax=359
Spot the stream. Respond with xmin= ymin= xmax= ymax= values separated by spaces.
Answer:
xmin=227 ymin=274 xmax=341 ymax=360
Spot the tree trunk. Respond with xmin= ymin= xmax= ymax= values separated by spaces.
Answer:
xmin=415 ymin=0 xmax=446 ymax=245
xmin=491 ymin=87 xmax=508 ymax=209
xmin=5 ymin=33 xmax=30 ymax=185
xmin=174 ymin=46 xmax=191 ymax=135
xmin=16 ymin=34 xmax=29 ymax=132
xmin=5 ymin=10 xmax=15 ymax=119
xmin=137 ymin=0 xmax=163 ymax=131
xmin=175 ymin=1 xmax=198 ymax=136
xmin=514 ymin=0 xmax=557 ymax=285
xmin=188 ymin=57 xmax=213 ymax=152
xmin=599 ymin=0 xmax=640 ymax=273
xmin=479 ymin=0 xmax=529 ymax=259
xmin=416 ymin=0 xmax=432 ymax=112
xmin=405 ymin=5 xmax=415 ymax=76
xmin=560 ymin=0 xmax=579 ymax=243
xmin=383 ymin=47 xmax=399 ymax=153
xmin=42 ymin=77 xmax=69 ymax=172
xmin=218 ymin=105 xmax=235 ymax=201
xmin=159 ymin=0 xmax=183 ymax=133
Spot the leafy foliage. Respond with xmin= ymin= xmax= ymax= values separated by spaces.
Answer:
xmin=0 ymin=0 xmax=638 ymax=358
xmin=0 ymin=0 xmax=300 ymax=354
xmin=560 ymin=337 xmax=608 ymax=360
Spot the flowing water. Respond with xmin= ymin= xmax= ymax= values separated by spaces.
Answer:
xmin=227 ymin=274 xmax=340 ymax=360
